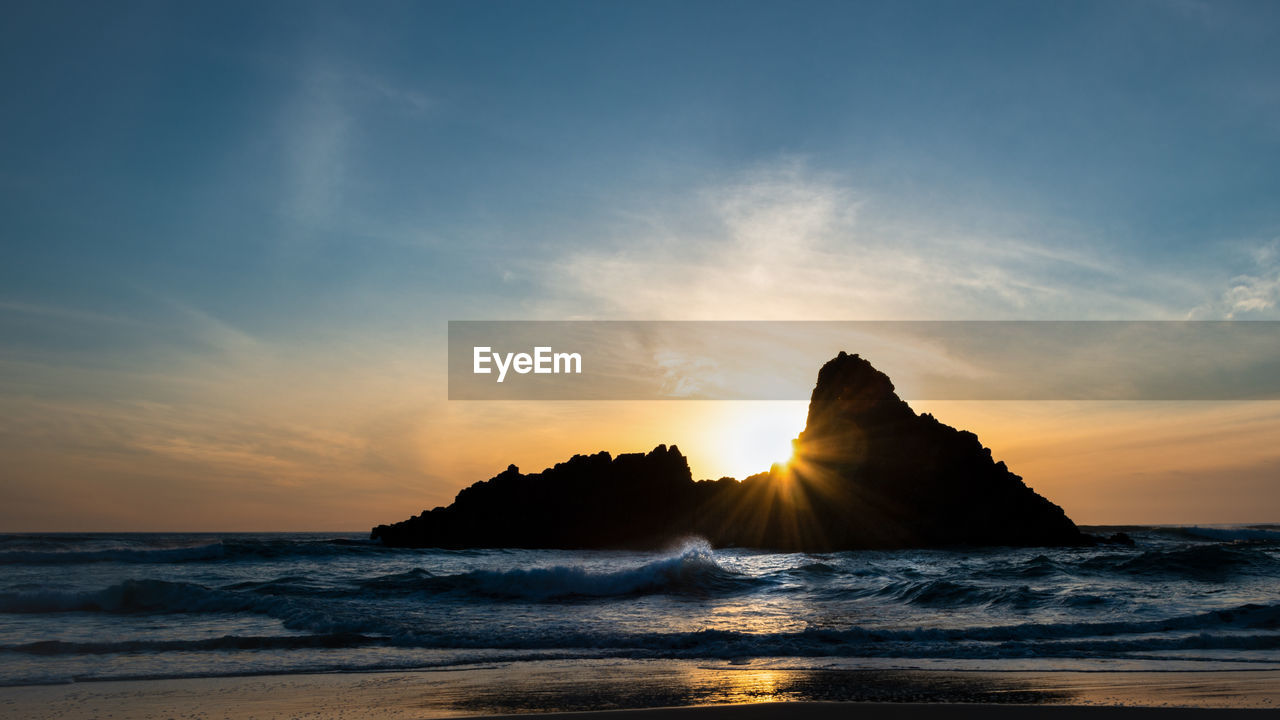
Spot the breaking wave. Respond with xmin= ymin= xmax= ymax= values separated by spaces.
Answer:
xmin=368 ymin=540 xmax=765 ymax=600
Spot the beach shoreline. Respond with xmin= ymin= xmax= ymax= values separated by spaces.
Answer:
xmin=2 ymin=662 xmax=1277 ymax=719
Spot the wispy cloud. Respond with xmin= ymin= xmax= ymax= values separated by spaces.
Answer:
xmin=277 ymin=62 xmax=436 ymax=234
xmin=534 ymin=161 xmax=1199 ymax=321
xmin=1189 ymin=238 xmax=1280 ymax=319
xmin=282 ymin=70 xmax=350 ymax=228
xmin=0 ymin=289 xmax=454 ymax=530
xmin=0 ymin=301 xmax=144 ymax=328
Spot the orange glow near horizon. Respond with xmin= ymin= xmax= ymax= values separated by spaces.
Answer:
xmin=5 ymin=387 xmax=1280 ymax=531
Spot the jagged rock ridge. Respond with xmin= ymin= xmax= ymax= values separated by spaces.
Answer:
xmin=373 ymin=352 xmax=1087 ymax=550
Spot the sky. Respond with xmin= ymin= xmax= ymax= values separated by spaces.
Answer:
xmin=2 ymin=0 xmax=1280 ymax=530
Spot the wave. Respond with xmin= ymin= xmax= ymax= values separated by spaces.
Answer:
xmin=0 ymin=579 xmax=267 ymax=614
xmin=385 ymin=599 xmax=1280 ymax=658
xmin=0 ymin=543 xmax=761 ymax=617
xmin=778 ymin=561 xmax=842 ymax=578
xmin=1096 ymin=544 xmax=1280 ymax=581
xmin=963 ymin=543 xmax=1280 ymax=585
xmin=0 ymin=543 xmax=228 ymax=565
xmin=9 ymin=608 xmax=1274 ymax=661
xmin=4 ymin=567 xmax=1279 ymax=664
xmin=362 ymin=540 xmax=766 ymax=600
xmin=875 ymin=579 xmax=1053 ymax=609
xmin=972 ymin=553 xmax=1071 ymax=580
xmin=13 ymin=577 xmax=1272 ymax=643
xmin=2 ymin=632 xmax=383 ymax=655
xmin=0 ymin=537 xmax=399 ymax=565
xmin=1177 ymin=526 xmax=1280 ymax=543
xmin=9 ymin=627 xmax=1279 ymax=663
xmin=0 ymin=579 xmax=365 ymax=644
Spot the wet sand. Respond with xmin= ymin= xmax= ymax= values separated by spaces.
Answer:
xmin=2 ymin=661 xmax=1277 ymax=719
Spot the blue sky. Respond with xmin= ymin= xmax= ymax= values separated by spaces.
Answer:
xmin=3 ymin=1 xmax=1280 ymax=529
xmin=5 ymin=0 xmax=1280 ymax=328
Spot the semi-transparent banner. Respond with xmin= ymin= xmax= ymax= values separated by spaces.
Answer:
xmin=447 ymin=321 xmax=1280 ymax=400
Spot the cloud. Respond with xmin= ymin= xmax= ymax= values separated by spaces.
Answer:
xmin=277 ymin=62 xmax=436 ymax=234
xmin=533 ymin=161 xmax=1193 ymax=321
xmin=1189 ymin=238 xmax=1280 ymax=319
xmin=1223 ymin=272 xmax=1280 ymax=316
xmin=282 ymin=71 xmax=350 ymax=228
xmin=0 ymin=289 xmax=457 ymax=530
xmin=0 ymin=301 xmax=144 ymax=328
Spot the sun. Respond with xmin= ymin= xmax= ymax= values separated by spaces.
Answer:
xmin=709 ymin=402 xmax=809 ymax=480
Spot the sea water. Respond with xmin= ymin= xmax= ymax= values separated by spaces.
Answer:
xmin=2 ymin=526 xmax=1279 ymax=686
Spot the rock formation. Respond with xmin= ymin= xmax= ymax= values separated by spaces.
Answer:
xmin=373 ymin=352 xmax=1088 ymax=550
xmin=371 ymin=445 xmax=697 ymax=549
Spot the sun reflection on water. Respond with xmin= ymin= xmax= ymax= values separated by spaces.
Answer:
xmin=696 ymin=667 xmax=789 ymax=704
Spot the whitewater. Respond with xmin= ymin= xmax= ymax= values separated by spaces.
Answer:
xmin=2 ymin=526 xmax=1279 ymax=686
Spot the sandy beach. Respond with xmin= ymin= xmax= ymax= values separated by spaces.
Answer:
xmin=3 ymin=662 xmax=1277 ymax=720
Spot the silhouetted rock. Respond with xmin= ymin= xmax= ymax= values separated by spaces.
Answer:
xmin=371 ymin=445 xmax=697 ymax=549
xmin=700 ymin=352 xmax=1085 ymax=549
xmin=1101 ymin=532 xmax=1136 ymax=546
xmin=373 ymin=352 xmax=1088 ymax=550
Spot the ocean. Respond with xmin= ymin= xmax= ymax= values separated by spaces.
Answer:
xmin=2 ymin=527 xmax=1279 ymax=687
